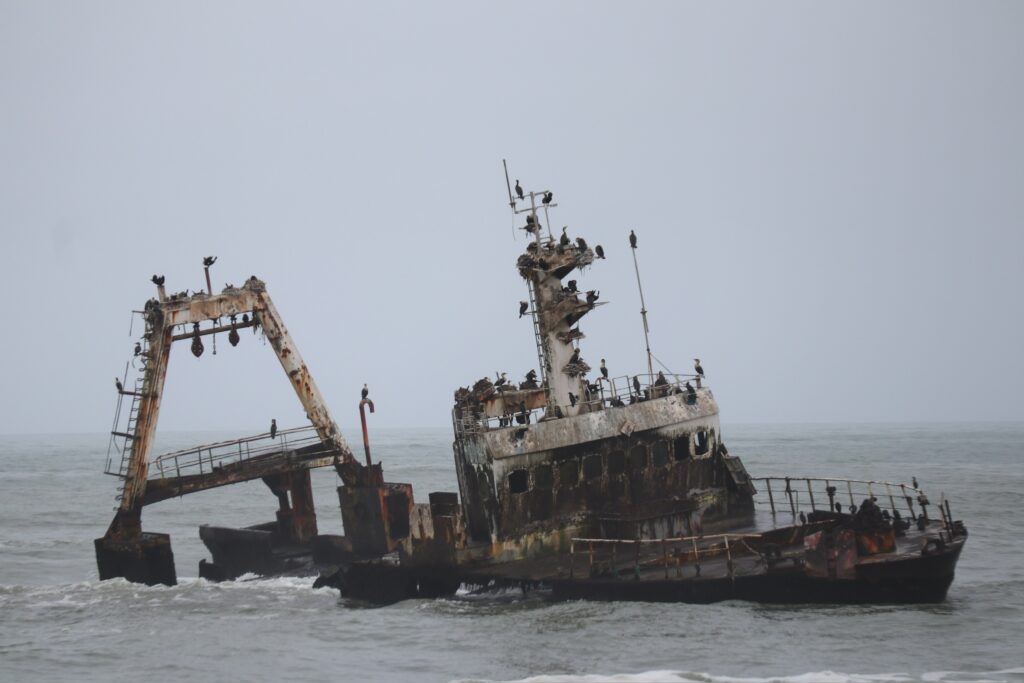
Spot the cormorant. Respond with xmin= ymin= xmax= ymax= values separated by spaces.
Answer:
xmin=543 ymin=191 xmax=553 ymax=205
xmin=570 ymin=347 xmax=581 ymax=364
xmin=361 ymin=384 xmax=369 ymax=400
xmin=519 ymin=301 xmax=529 ymax=318
xmin=203 ymin=256 xmax=217 ymax=267
xmin=525 ymin=369 xmax=537 ymax=382
xmin=495 ymin=372 xmax=508 ymax=388
xmin=515 ymin=180 xmax=524 ymax=200
xmin=242 ymin=314 xmax=249 ymax=324
xmin=600 ymin=359 xmax=608 ymax=380
xmin=568 ymin=392 xmax=577 ymax=407
xmin=115 ymin=378 xmax=123 ymax=393
xmin=611 ymin=397 xmax=625 ymax=408
xmin=595 ymin=245 xmax=605 ymax=259
xmin=560 ymin=227 xmax=570 ymax=246
xmin=633 ymin=375 xmax=641 ymax=394
xmin=134 ymin=342 xmax=142 ymax=356
xmin=694 ymin=358 xmax=704 ymax=377
xmin=685 ymin=381 xmax=696 ymax=400
xmin=799 ymin=511 xmax=807 ymax=525
xmin=566 ymin=280 xmax=578 ymax=293
xmin=151 ymin=274 xmax=165 ymax=286
xmin=912 ymin=477 xmax=919 ymax=489
xmin=270 ymin=418 xmax=277 ymax=439
xmin=586 ymin=290 xmax=599 ymax=304
xmin=629 ymin=230 xmax=637 ymax=249
xmin=655 ymin=371 xmax=668 ymax=386
xmin=575 ymin=237 xmax=588 ymax=251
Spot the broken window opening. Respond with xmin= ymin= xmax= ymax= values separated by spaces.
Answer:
xmin=509 ymin=469 xmax=529 ymax=494
xmin=583 ymin=454 xmax=603 ymax=481
xmin=629 ymin=444 xmax=648 ymax=471
xmin=534 ymin=464 xmax=553 ymax=491
xmin=653 ymin=440 xmax=670 ymax=468
xmin=608 ymin=450 xmax=626 ymax=475
xmin=558 ymin=460 xmax=579 ymax=487
xmin=674 ymin=435 xmax=690 ymax=462
xmin=695 ymin=430 xmax=709 ymax=456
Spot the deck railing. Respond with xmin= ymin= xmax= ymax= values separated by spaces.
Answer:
xmin=455 ymin=373 xmax=708 ymax=435
xmin=751 ymin=476 xmax=927 ymax=520
xmin=568 ymin=532 xmax=762 ymax=581
xmin=149 ymin=425 xmax=331 ymax=481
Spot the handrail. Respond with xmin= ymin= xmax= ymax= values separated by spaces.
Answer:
xmin=455 ymin=375 xmax=711 ymax=435
xmin=750 ymin=476 xmax=927 ymax=519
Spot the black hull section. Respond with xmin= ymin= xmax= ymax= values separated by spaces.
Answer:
xmin=336 ymin=541 xmax=962 ymax=606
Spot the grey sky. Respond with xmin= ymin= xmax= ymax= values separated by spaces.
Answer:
xmin=1 ymin=1 xmax=1021 ymax=436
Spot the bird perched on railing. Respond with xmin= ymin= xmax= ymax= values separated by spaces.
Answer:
xmin=633 ymin=375 xmax=641 ymax=394
xmin=694 ymin=358 xmax=704 ymax=378
xmin=600 ymin=359 xmax=609 ymax=380
xmin=270 ymin=418 xmax=277 ymax=439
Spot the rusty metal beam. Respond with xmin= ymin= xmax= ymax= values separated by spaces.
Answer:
xmin=170 ymin=319 xmax=256 ymax=341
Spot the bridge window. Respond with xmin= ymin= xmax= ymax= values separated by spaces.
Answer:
xmin=534 ymin=464 xmax=553 ymax=491
xmin=608 ymin=450 xmax=626 ymax=475
xmin=674 ymin=435 xmax=690 ymax=461
xmin=652 ymin=440 xmax=670 ymax=467
xmin=558 ymin=460 xmax=579 ymax=487
xmin=629 ymin=444 xmax=647 ymax=470
xmin=583 ymin=454 xmax=603 ymax=480
xmin=695 ymin=430 xmax=709 ymax=456
xmin=508 ymin=469 xmax=529 ymax=494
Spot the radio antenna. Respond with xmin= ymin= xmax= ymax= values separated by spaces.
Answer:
xmin=502 ymin=159 xmax=515 ymax=211
xmin=630 ymin=230 xmax=655 ymax=381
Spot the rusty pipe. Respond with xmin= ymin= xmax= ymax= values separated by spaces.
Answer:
xmin=204 ymin=266 xmax=213 ymax=297
xmin=359 ymin=398 xmax=375 ymax=467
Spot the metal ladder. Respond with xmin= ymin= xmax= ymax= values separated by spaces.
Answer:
xmin=526 ymin=278 xmax=547 ymax=384
xmin=104 ymin=337 xmax=151 ymax=484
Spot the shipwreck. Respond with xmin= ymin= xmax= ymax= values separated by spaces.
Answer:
xmin=96 ymin=178 xmax=966 ymax=605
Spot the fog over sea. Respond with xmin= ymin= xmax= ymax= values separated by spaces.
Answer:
xmin=1 ymin=423 xmax=1022 ymax=683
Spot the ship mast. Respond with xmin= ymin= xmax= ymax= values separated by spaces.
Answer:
xmin=509 ymin=177 xmax=597 ymax=418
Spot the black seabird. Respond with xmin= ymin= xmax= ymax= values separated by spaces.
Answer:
xmin=629 ymin=230 xmax=637 ymax=249
xmin=270 ymin=418 xmax=277 ymax=439
xmin=575 ymin=237 xmax=588 ymax=251
xmin=586 ymin=290 xmax=599 ymax=304
xmin=151 ymin=274 xmax=165 ymax=286
xmin=495 ymin=372 xmax=508 ymax=388
xmin=566 ymin=280 xmax=578 ymax=293
xmin=134 ymin=342 xmax=142 ymax=356
xmin=519 ymin=301 xmax=529 ymax=318
xmin=560 ymin=226 xmax=570 ymax=246
xmin=570 ymin=347 xmax=581 ymax=364
xmin=694 ymin=358 xmax=704 ymax=377
xmin=515 ymin=180 xmax=524 ymax=200
xmin=595 ymin=245 xmax=605 ymax=259
xmin=361 ymin=384 xmax=369 ymax=399
xmin=633 ymin=375 xmax=641 ymax=394
xmin=203 ymin=256 xmax=217 ymax=267
xmin=600 ymin=359 xmax=608 ymax=380
xmin=568 ymin=392 xmax=577 ymax=407
xmin=115 ymin=378 xmax=123 ymax=393
xmin=543 ymin=191 xmax=553 ymax=205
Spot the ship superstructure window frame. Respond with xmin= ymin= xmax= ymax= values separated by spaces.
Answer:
xmin=534 ymin=463 xmax=553 ymax=491
xmin=608 ymin=450 xmax=626 ymax=475
xmin=583 ymin=454 xmax=603 ymax=481
xmin=508 ymin=469 xmax=529 ymax=494
xmin=695 ymin=430 xmax=709 ymax=457
xmin=653 ymin=440 xmax=670 ymax=468
xmin=558 ymin=459 xmax=579 ymax=487
xmin=629 ymin=444 xmax=647 ymax=470
xmin=674 ymin=435 xmax=690 ymax=461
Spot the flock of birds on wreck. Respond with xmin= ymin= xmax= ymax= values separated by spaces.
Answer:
xmin=459 ymin=182 xmax=707 ymax=427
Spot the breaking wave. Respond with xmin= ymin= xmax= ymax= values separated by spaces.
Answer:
xmin=453 ymin=668 xmax=1024 ymax=683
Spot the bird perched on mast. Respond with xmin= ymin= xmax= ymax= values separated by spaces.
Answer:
xmin=203 ymin=256 xmax=217 ymax=267
xmin=519 ymin=301 xmax=529 ymax=318
xmin=115 ymin=378 xmax=124 ymax=393
xmin=595 ymin=245 xmax=605 ymax=259
xmin=495 ymin=372 xmax=508 ymax=388
xmin=694 ymin=358 xmax=704 ymax=377
xmin=586 ymin=290 xmax=600 ymax=304
xmin=629 ymin=230 xmax=637 ymax=249
xmin=515 ymin=180 xmax=524 ymax=200
xmin=151 ymin=274 xmax=165 ymax=286
xmin=543 ymin=191 xmax=553 ymax=205
xmin=362 ymin=384 xmax=369 ymax=400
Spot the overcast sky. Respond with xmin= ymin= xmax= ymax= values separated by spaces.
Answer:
xmin=1 ymin=1 xmax=1021 ymax=436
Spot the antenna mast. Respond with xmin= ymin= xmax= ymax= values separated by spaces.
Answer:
xmin=630 ymin=232 xmax=654 ymax=381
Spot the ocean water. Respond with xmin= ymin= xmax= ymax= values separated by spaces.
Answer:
xmin=1 ymin=423 xmax=1022 ymax=683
